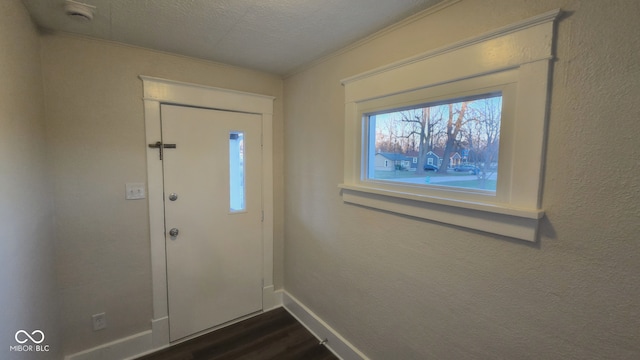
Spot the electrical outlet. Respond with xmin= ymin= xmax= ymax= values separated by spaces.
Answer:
xmin=125 ymin=183 xmax=146 ymax=200
xmin=92 ymin=312 xmax=106 ymax=331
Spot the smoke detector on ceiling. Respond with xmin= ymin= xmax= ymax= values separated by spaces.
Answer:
xmin=64 ymin=0 xmax=96 ymax=21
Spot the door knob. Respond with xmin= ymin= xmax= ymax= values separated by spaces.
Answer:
xmin=169 ymin=228 xmax=179 ymax=237
xmin=169 ymin=193 xmax=178 ymax=201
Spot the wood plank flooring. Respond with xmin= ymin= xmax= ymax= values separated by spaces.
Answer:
xmin=135 ymin=308 xmax=338 ymax=360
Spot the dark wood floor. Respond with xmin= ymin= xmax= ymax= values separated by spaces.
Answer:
xmin=136 ymin=308 xmax=338 ymax=360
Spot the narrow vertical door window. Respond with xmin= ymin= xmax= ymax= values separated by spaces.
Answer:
xmin=229 ymin=132 xmax=245 ymax=212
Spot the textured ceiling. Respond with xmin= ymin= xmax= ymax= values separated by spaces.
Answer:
xmin=22 ymin=0 xmax=443 ymax=75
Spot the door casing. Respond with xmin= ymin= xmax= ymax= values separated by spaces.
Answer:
xmin=140 ymin=76 xmax=277 ymax=348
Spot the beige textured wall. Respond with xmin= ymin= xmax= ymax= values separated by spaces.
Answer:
xmin=0 ymin=1 xmax=61 ymax=359
xmin=40 ymin=34 xmax=284 ymax=355
xmin=283 ymin=0 xmax=640 ymax=359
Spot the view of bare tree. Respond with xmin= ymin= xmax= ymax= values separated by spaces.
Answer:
xmin=371 ymin=94 xmax=502 ymax=189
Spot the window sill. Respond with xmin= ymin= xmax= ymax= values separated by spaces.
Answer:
xmin=338 ymin=183 xmax=543 ymax=242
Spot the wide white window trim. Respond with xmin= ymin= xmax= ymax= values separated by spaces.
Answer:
xmin=339 ymin=9 xmax=561 ymax=242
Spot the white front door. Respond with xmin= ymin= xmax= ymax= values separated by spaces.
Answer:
xmin=161 ymin=104 xmax=263 ymax=342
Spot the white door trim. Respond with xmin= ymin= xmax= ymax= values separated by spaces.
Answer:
xmin=139 ymin=76 xmax=276 ymax=348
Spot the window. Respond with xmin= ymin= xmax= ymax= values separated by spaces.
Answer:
xmin=229 ymin=131 xmax=245 ymax=212
xmin=339 ymin=9 xmax=561 ymax=241
xmin=366 ymin=93 xmax=502 ymax=192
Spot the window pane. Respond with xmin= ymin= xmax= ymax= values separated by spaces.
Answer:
xmin=229 ymin=131 xmax=245 ymax=212
xmin=366 ymin=94 xmax=502 ymax=192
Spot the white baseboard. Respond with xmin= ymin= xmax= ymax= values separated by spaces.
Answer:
xmin=66 ymin=288 xmax=283 ymax=360
xmin=150 ymin=316 xmax=169 ymax=350
xmin=283 ymin=292 xmax=369 ymax=360
xmin=66 ymin=290 xmax=363 ymax=360
xmin=64 ymin=330 xmax=152 ymax=360
xmin=263 ymin=285 xmax=283 ymax=311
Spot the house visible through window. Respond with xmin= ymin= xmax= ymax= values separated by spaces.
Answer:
xmin=366 ymin=93 xmax=502 ymax=192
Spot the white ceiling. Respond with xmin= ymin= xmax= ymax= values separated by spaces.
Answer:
xmin=22 ymin=0 xmax=443 ymax=75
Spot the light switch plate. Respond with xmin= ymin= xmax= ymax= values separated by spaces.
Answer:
xmin=125 ymin=183 xmax=146 ymax=200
